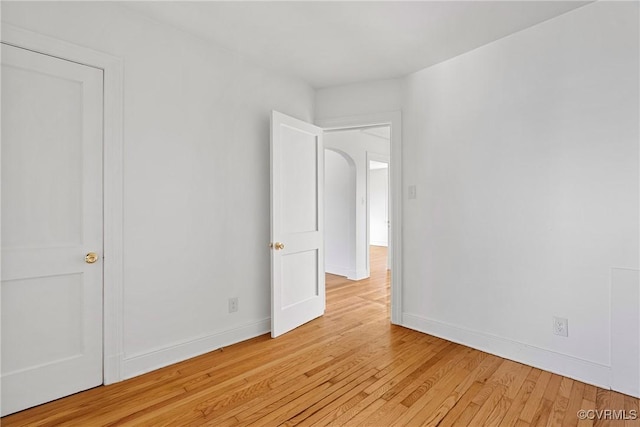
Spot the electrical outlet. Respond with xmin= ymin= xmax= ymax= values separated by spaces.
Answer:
xmin=229 ymin=297 xmax=238 ymax=313
xmin=553 ymin=316 xmax=568 ymax=337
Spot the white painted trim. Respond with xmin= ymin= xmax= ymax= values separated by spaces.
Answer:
xmin=325 ymin=265 xmax=352 ymax=279
xmin=350 ymin=269 xmax=369 ymax=281
xmin=402 ymin=313 xmax=612 ymax=390
xmin=325 ymin=266 xmax=367 ymax=282
xmin=1 ymin=24 xmax=125 ymax=384
xmin=122 ymin=319 xmax=271 ymax=380
xmin=317 ymin=111 xmax=403 ymax=325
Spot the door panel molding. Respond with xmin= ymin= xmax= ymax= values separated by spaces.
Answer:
xmin=1 ymin=24 xmax=125 ymax=384
xmin=316 ymin=111 xmax=402 ymax=326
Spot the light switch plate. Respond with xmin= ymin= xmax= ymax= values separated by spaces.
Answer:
xmin=408 ymin=185 xmax=417 ymax=199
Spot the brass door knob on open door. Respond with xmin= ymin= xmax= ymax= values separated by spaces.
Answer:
xmin=85 ymin=252 xmax=99 ymax=264
xmin=274 ymin=242 xmax=285 ymax=250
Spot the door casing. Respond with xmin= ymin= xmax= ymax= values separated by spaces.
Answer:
xmin=316 ymin=112 xmax=402 ymax=325
xmin=0 ymin=24 xmax=125 ymax=384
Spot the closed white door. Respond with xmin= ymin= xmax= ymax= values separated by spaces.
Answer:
xmin=270 ymin=111 xmax=325 ymax=338
xmin=1 ymin=43 xmax=104 ymax=416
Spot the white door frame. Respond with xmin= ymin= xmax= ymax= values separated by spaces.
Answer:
xmin=316 ymin=112 xmax=402 ymax=325
xmin=1 ymin=24 xmax=125 ymax=384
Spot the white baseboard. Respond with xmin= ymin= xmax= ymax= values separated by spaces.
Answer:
xmin=402 ymin=313 xmax=611 ymax=389
xmin=122 ymin=318 xmax=270 ymax=380
xmin=325 ymin=264 xmax=351 ymax=278
xmin=349 ymin=269 xmax=369 ymax=281
xmin=325 ymin=265 xmax=369 ymax=281
xmin=370 ymin=241 xmax=388 ymax=247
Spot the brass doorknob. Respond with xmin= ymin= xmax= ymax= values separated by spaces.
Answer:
xmin=274 ymin=242 xmax=285 ymax=250
xmin=85 ymin=252 xmax=99 ymax=264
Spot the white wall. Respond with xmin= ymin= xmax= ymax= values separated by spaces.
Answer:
xmin=315 ymin=1 xmax=639 ymax=390
xmin=324 ymin=150 xmax=356 ymax=277
xmin=1 ymin=1 xmax=315 ymax=378
xmin=315 ymin=79 xmax=403 ymax=121
xmin=324 ymin=129 xmax=390 ymax=280
xmin=401 ymin=1 xmax=639 ymax=388
xmin=369 ymin=167 xmax=388 ymax=247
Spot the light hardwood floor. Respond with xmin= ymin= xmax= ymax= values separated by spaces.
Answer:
xmin=3 ymin=246 xmax=639 ymax=426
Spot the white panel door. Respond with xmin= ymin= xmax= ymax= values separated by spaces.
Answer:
xmin=1 ymin=43 xmax=104 ymax=416
xmin=270 ymin=111 xmax=324 ymax=338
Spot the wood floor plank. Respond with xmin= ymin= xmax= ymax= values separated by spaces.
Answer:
xmin=624 ymin=395 xmax=640 ymax=427
xmin=368 ymin=346 xmax=474 ymax=426
xmin=468 ymin=361 xmax=530 ymax=426
xmin=563 ymin=382 xmax=586 ymax=427
xmin=2 ymin=246 xmax=638 ymax=426
xmin=500 ymin=368 xmax=543 ymax=427
xmin=577 ymin=398 xmax=596 ymax=427
xmin=526 ymin=374 xmax=562 ymax=427
xmin=481 ymin=363 xmax=533 ymax=427
xmin=485 ymin=396 xmax=515 ymax=427
xmin=437 ymin=356 xmax=504 ymax=427
xmin=520 ymin=371 xmax=553 ymax=424
xmin=594 ymin=389 xmax=612 ymax=427
xmin=546 ymin=377 xmax=574 ymax=427
xmin=397 ymin=363 xmax=474 ymax=426
xmin=318 ymin=340 xmax=444 ymax=427
xmin=254 ymin=368 xmax=379 ymax=426
xmin=406 ymin=351 xmax=493 ymax=426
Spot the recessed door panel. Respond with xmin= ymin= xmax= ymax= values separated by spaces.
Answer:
xmin=282 ymin=250 xmax=319 ymax=308
xmin=2 ymin=66 xmax=83 ymax=248
xmin=281 ymin=125 xmax=318 ymax=234
xmin=2 ymin=274 xmax=84 ymax=374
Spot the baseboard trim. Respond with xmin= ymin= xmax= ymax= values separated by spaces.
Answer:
xmin=122 ymin=318 xmax=271 ymax=380
xmin=326 ymin=265 xmax=369 ymax=281
xmin=402 ymin=313 xmax=611 ymax=389
xmin=349 ymin=269 xmax=369 ymax=281
xmin=325 ymin=265 xmax=351 ymax=278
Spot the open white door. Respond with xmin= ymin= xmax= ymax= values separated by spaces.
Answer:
xmin=1 ymin=44 xmax=104 ymax=415
xmin=270 ymin=111 xmax=324 ymax=338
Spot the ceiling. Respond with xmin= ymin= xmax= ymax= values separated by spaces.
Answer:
xmin=122 ymin=1 xmax=589 ymax=89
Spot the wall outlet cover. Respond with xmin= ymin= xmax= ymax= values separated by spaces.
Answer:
xmin=229 ymin=297 xmax=239 ymax=313
xmin=553 ymin=316 xmax=568 ymax=337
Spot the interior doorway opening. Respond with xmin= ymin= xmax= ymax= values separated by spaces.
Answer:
xmin=323 ymin=125 xmax=391 ymax=282
xmin=318 ymin=112 xmax=402 ymax=325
